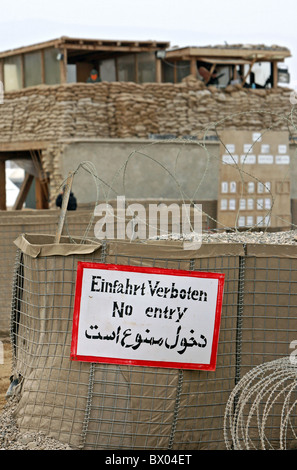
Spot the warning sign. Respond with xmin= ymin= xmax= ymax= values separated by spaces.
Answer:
xmin=70 ymin=263 xmax=224 ymax=370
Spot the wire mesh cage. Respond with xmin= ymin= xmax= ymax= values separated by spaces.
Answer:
xmin=6 ymin=231 xmax=297 ymax=450
xmin=8 ymin=233 xmax=242 ymax=450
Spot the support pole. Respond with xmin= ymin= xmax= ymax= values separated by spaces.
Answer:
xmin=55 ymin=172 xmax=74 ymax=243
xmin=12 ymin=173 xmax=34 ymax=210
xmin=155 ymin=58 xmax=162 ymax=83
xmin=35 ymin=177 xmax=49 ymax=209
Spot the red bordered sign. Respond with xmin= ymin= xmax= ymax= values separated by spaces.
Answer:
xmin=70 ymin=263 xmax=225 ymax=371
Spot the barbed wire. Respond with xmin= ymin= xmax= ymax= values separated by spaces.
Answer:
xmin=56 ymin=104 xmax=297 ymax=242
xmin=224 ymin=357 xmax=297 ymax=450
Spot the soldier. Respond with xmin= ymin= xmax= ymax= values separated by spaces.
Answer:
xmin=86 ymin=69 xmax=101 ymax=83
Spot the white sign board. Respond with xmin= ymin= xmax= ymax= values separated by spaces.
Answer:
xmin=71 ymin=263 xmax=225 ymax=371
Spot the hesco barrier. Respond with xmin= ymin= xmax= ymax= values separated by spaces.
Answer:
xmin=0 ymin=209 xmax=92 ymax=333
xmin=6 ymin=232 xmax=297 ymax=450
xmin=0 ymin=204 xmax=214 ymax=334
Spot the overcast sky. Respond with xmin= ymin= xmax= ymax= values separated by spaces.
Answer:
xmin=0 ymin=0 xmax=296 ymax=86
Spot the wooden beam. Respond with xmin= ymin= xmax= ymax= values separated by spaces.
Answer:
xmin=41 ymin=49 xmax=45 ymax=84
xmin=0 ymin=37 xmax=170 ymax=59
xmin=62 ymin=37 xmax=169 ymax=49
xmin=0 ymin=59 xmax=4 ymax=85
xmin=190 ymin=58 xmax=197 ymax=76
xmin=0 ymin=141 xmax=49 ymax=152
xmin=134 ymin=54 xmax=138 ymax=83
xmin=205 ymin=63 xmax=216 ymax=85
xmin=115 ymin=56 xmax=119 ymax=81
xmin=62 ymin=44 xmax=164 ymax=53
xmin=0 ymin=39 xmax=61 ymax=59
xmin=12 ymin=172 xmax=34 ymax=210
xmin=272 ymin=61 xmax=278 ymax=88
xmin=233 ymin=65 xmax=238 ymax=80
xmin=155 ymin=58 xmax=162 ymax=83
xmin=173 ymin=62 xmax=177 ymax=83
xmin=0 ymin=160 xmax=6 ymax=210
xmin=60 ymin=48 xmax=67 ymax=84
xmin=241 ymin=58 xmax=257 ymax=86
xmin=194 ymin=57 xmax=251 ymax=65
xmin=60 ymin=36 xmax=169 ymax=48
xmin=55 ymin=172 xmax=74 ymax=243
xmin=165 ymin=46 xmax=291 ymax=61
xmin=35 ymin=176 xmax=49 ymax=209
xmin=20 ymin=54 xmax=25 ymax=88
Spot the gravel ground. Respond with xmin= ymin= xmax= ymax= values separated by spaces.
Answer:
xmin=153 ymin=229 xmax=297 ymax=245
xmin=202 ymin=229 xmax=297 ymax=245
xmin=0 ymin=399 xmax=72 ymax=450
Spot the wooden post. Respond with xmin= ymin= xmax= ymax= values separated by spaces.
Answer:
xmin=55 ymin=172 xmax=74 ymax=243
xmin=134 ymin=54 xmax=138 ymax=83
xmin=12 ymin=173 xmax=34 ymax=210
xmin=241 ymin=59 xmax=256 ymax=87
xmin=35 ymin=177 xmax=49 ymax=209
xmin=173 ymin=62 xmax=177 ymax=83
xmin=205 ymin=63 xmax=216 ymax=85
xmin=0 ymin=60 xmax=4 ymax=87
xmin=0 ymin=160 xmax=6 ymax=210
xmin=41 ymin=49 xmax=45 ymax=84
xmin=115 ymin=57 xmax=119 ymax=81
xmin=21 ymin=54 xmax=25 ymax=88
xmin=272 ymin=61 xmax=278 ymax=88
xmin=233 ymin=65 xmax=238 ymax=81
xmin=190 ymin=58 xmax=197 ymax=77
xmin=155 ymin=58 xmax=162 ymax=83
xmin=60 ymin=48 xmax=68 ymax=84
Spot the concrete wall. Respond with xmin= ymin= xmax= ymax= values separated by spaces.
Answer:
xmin=60 ymin=138 xmax=297 ymax=203
xmin=60 ymin=139 xmax=220 ymax=203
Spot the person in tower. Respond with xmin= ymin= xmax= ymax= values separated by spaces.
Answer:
xmin=87 ymin=69 xmax=102 ymax=83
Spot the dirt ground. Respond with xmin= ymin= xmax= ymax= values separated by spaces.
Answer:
xmin=0 ymin=337 xmax=12 ymax=412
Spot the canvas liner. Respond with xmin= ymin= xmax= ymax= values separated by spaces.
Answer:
xmin=8 ymin=233 xmax=297 ymax=449
xmin=0 ymin=205 xmax=213 ymax=333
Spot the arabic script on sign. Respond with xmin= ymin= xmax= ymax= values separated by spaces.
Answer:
xmin=70 ymin=263 xmax=224 ymax=370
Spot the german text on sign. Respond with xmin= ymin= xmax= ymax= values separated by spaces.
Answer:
xmin=70 ymin=263 xmax=224 ymax=370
